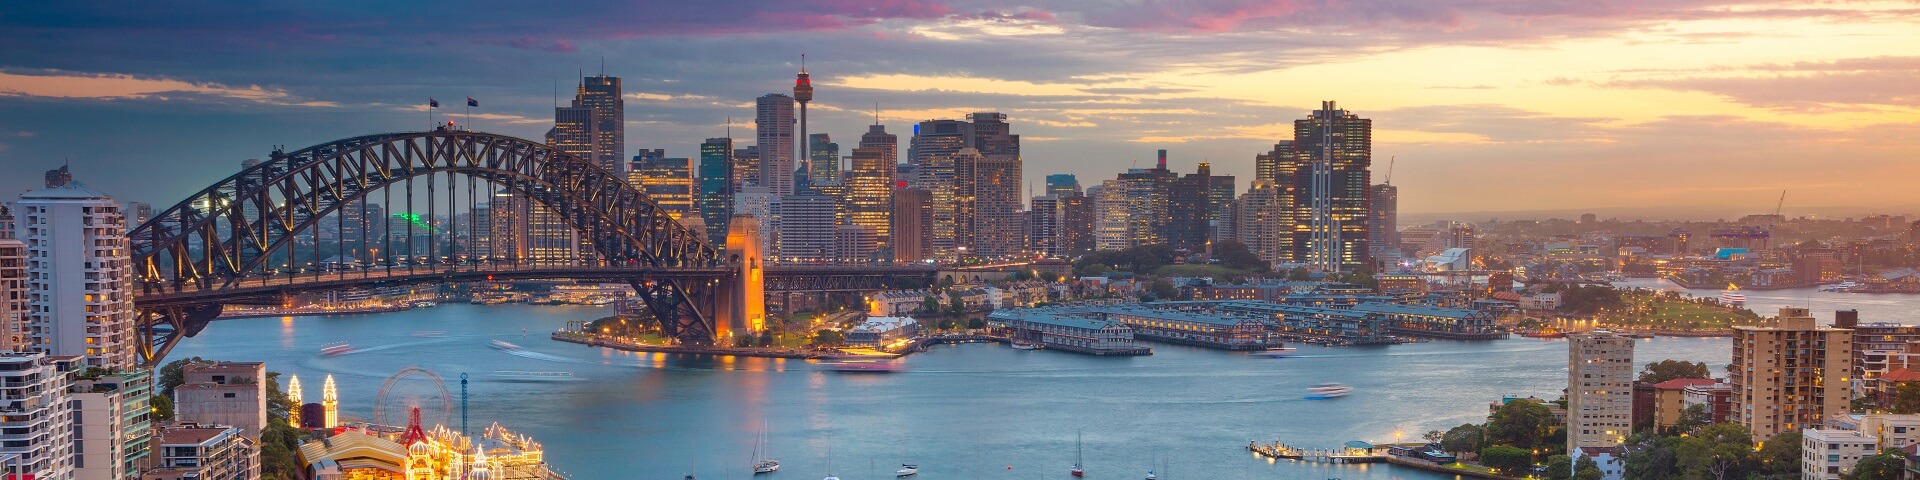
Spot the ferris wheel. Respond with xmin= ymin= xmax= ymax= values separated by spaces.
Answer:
xmin=374 ymin=366 xmax=454 ymax=429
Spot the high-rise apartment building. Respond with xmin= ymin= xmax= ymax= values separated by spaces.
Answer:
xmin=73 ymin=370 xmax=153 ymax=479
xmin=1229 ymin=181 xmax=1289 ymax=267
xmin=891 ymin=187 xmax=931 ymax=263
xmin=1369 ymin=183 xmax=1399 ymax=264
xmin=1091 ymin=181 xmax=1131 ymax=252
xmin=733 ymin=187 xmax=778 ymax=255
xmin=1567 ymin=330 xmax=1634 ymax=452
xmin=464 ymin=203 xmax=491 ymax=259
xmin=698 ymin=137 xmax=736 ymax=246
xmin=628 ymin=149 xmax=696 ymax=222
xmin=1291 ymin=101 xmax=1372 ymax=272
xmin=1168 ymin=162 xmax=1234 ymax=251
xmin=858 ymin=123 xmax=899 ymax=172
xmin=1731 ymin=307 xmax=1852 ymax=440
xmin=45 ymin=164 xmax=72 ymax=188
xmin=18 ymin=181 xmax=136 ymax=370
xmin=125 ymin=202 xmax=152 ymax=227
xmin=145 ymin=423 xmax=261 ymax=480
xmin=756 ymin=94 xmax=797 ymax=199
xmin=1 ymin=228 xmax=26 ymax=353
xmin=1029 ymin=195 xmax=1062 ymax=257
xmin=0 ymin=353 xmax=78 ymax=478
xmin=962 ymin=113 xmax=1023 ymax=258
xmin=541 ymin=77 xmax=623 ymax=264
xmin=733 ymin=145 xmax=761 ymax=191
xmin=1058 ymin=193 xmax=1093 ymax=254
xmin=778 ymin=193 xmax=837 ymax=263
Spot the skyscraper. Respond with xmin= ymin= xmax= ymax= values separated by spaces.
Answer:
xmin=1293 ymin=101 xmax=1372 ymax=272
xmin=44 ymin=164 xmax=71 ymax=188
xmin=1230 ymin=181 xmax=1289 ymax=266
xmin=779 ymin=193 xmax=837 ymax=263
xmin=809 ymin=133 xmax=839 ymax=184
xmin=1091 ymin=182 xmax=1130 ymax=252
xmin=18 ymin=181 xmax=136 ymax=370
xmin=733 ymin=145 xmax=761 ymax=191
xmin=1045 ymin=174 xmax=1080 ymax=198
xmin=846 ymin=145 xmax=894 ymax=252
xmin=1369 ymin=183 xmax=1400 ymax=265
xmin=1028 ymin=195 xmax=1062 ymax=257
xmin=578 ymin=74 xmax=626 ymax=173
xmin=0 ymin=222 xmax=26 ymax=353
xmin=1168 ymin=161 xmax=1234 ymax=251
xmin=756 ymin=94 xmax=797 ymax=198
xmin=1058 ymin=193 xmax=1093 ymax=254
xmin=699 ymin=137 xmax=736 ymax=245
xmin=628 ymin=149 xmax=695 ymax=222
xmin=962 ymin=112 xmax=1023 ymax=258
xmin=891 ymin=187 xmax=931 ymax=263
xmin=1567 ymin=330 xmax=1633 ymax=452
xmin=1731 ymin=307 xmax=1851 ymax=440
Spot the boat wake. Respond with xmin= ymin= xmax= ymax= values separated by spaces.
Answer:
xmin=499 ymin=347 xmax=597 ymax=365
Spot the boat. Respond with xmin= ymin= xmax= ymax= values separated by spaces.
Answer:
xmin=751 ymin=420 xmax=780 ymax=474
xmin=1248 ymin=346 xmax=1297 ymax=358
xmin=895 ymin=464 xmax=918 ymax=477
xmin=1145 ymin=470 xmax=1156 ymax=480
xmin=410 ymin=330 xmax=446 ymax=338
xmin=489 ymin=340 xmax=523 ymax=351
xmin=488 ymin=371 xmax=577 ymax=382
xmin=319 ymin=342 xmax=354 ymax=357
xmin=1822 ymin=281 xmax=1860 ymax=292
xmin=822 ymin=359 xmax=904 ymax=373
xmin=823 ymin=431 xmax=840 ymax=480
xmin=1071 ymin=430 xmax=1085 ymax=477
xmin=1719 ymin=283 xmax=1746 ymax=307
xmin=1011 ymin=341 xmax=1040 ymax=350
xmin=1305 ymin=383 xmax=1352 ymax=400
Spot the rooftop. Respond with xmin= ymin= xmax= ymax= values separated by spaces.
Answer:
xmin=21 ymin=180 xmax=114 ymax=200
xmin=1652 ymin=378 xmax=1719 ymax=390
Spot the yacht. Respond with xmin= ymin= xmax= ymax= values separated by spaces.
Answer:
xmin=1248 ymin=346 xmax=1297 ymax=358
xmin=1011 ymin=341 xmax=1040 ymax=350
xmin=1071 ymin=430 xmax=1085 ymax=477
xmin=1719 ymin=283 xmax=1747 ymax=307
xmin=895 ymin=464 xmax=918 ymax=477
xmin=1305 ymin=383 xmax=1353 ymax=400
xmin=751 ymin=421 xmax=779 ymax=474
xmin=489 ymin=340 xmax=523 ymax=351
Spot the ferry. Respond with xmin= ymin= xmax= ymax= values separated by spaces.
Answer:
xmin=488 ymin=371 xmax=577 ymax=382
xmin=410 ymin=330 xmax=446 ymax=338
xmin=1248 ymin=347 xmax=1298 ymax=358
xmin=489 ymin=340 xmax=523 ymax=351
xmin=821 ymin=360 xmax=905 ymax=373
xmin=1304 ymin=383 xmax=1352 ymax=400
xmin=1719 ymin=283 xmax=1747 ymax=307
xmin=319 ymin=342 xmax=354 ymax=357
xmin=411 ymin=301 xmax=439 ymax=308
xmin=895 ymin=464 xmax=918 ymax=477
xmin=1011 ymin=341 xmax=1041 ymax=350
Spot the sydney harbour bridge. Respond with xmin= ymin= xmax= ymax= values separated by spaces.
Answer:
xmin=128 ymin=130 xmax=934 ymax=365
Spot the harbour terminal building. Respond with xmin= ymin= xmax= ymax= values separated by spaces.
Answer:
xmin=986 ymin=309 xmax=1150 ymax=356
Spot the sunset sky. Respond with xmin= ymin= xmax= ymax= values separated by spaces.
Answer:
xmin=1 ymin=1 xmax=1916 ymax=218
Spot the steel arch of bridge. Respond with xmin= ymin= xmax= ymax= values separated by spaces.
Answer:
xmin=130 ymin=130 xmax=731 ymax=364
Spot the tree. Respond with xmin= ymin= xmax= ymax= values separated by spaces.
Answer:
xmin=1441 ymin=424 xmax=1483 ymax=456
xmin=1754 ymin=430 xmax=1801 ymax=478
xmin=757 ymin=330 xmax=776 ymax=347
xmin=947 ymin=293 xmax=966 ymax=315
xmin=1487 ymin=399 xmax=1555 ymax=451
xmin=1574 ymin=465 xmax=1604 ymax=480
xmin=261 ymin=372 xmax=304 ymax=480
xmin=150 ymin=394 xmax=175 ymax=421
xmin=1423 ymin=430 xmax=1445 ymax=444
xmin=1286 ymin=267 xmax=1312 ymax=281
xmin=1623 ymin=433 xmax=1682 ymax=480
xmin=810 ymin=329 xmax=845 ymax=347
xmin=1212 ymin=240 xmax=1270 ymax=272
xmin=157 ymin=356 xmax=209 ymax=396
xmin=1890 ymin=381 xmax=1920 ymax=414
xmin=1845 ymin=449 xmax=1907 ymax=480
xmin=1638 ymin=360 xmax=1711 ymax=384
xmin=1478 ymin=445 xmax=1533 ymax=475
xmin=1146 ymin=278 xmax=1177 ymax=300
xmin=919 ymin=296 xmax=941 ymax=315
xmin=1672 ymin=403 xmax=1712 ymax=434
xmin=1542 ymin=455 xmax=1573 ymax=480
xmin=1674 ymin=423 xmax=1754 ymax=480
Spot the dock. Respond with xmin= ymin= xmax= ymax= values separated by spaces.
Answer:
xmin=1247 ymin=440 xmax=1384 ymax=464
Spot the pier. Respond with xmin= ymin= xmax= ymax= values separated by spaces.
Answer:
xmin=1247 ymin=440 xmax=1383 ymax=464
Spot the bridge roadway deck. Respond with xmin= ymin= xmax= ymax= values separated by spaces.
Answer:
xmin=134 ymin=263 xmax=938 ymax=307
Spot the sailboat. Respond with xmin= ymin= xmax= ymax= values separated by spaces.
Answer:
xmin=751 ymin=421 xmax=780 ymax=474
xmin=896 ymin=443 xmax=918 ymax=476
xmin=823 ymin=431 xmax=840 ymax=480
xmin=1071 ymin=430 xmax=1085 ymax=477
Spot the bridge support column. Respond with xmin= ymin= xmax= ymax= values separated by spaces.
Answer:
xmin=712 ymin=215 xmax=766 ymax=343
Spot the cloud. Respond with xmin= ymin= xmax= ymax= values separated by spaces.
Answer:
xmin=0 ymin=69 xmax=336 ymax=106
xmin=1596 ymin=56 xmax=1920 ymax=111
xmin=13 ymin=131 xmax=31 ymax=137
xmin=496 ymin=37 xmax=578 ymax=53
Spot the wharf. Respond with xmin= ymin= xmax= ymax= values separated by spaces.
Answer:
xmin=905 ymin=334 xmax=1009 ymax=352
xmin=552 ymin=332 xmax=832 ymax=359
xmin=1248 ymin=440 xmax=1515 ymax=479
xmin=1132 ymin=331 xmax=1267 ymax=350
xmin=1267 ymin=331 xmax=1407 ymax=346
xmin=1388 ymin=328 xmax=1509 ymax=340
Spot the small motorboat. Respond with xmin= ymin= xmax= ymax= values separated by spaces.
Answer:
xmin=895 ymin=464 xmax=918 ymax=477
xmin=410 ymin=330 xmax=446 ymax=338
xmin=822 ymin=360 xmax=904 ymax=373
xmin=1248 ymin=347 xmax=1297 ymax=358
xmin=1011 ymin=341 xmax=1040 ymax=350
xmin=1145 ymin=470 xmax=1156 ymax=480
xmin=319 ymin=342 xmax=353 ymax=357
xmin=490 ymin=340 xmax=523 ymax=351
xmin=1304 ymin=383 xmax=1352 ymax=400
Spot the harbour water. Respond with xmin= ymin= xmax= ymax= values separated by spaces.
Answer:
xmin=165 ymin=291 xmax=1905 ymax=479
xmin=1613 ymin=278 xmax=1919 ymax=321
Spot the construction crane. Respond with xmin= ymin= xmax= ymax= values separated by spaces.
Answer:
xmin=1383 ymin=155 xmax=1396 ymax=185
xmin=1767 ymin=190 xmax=1786 ymax=249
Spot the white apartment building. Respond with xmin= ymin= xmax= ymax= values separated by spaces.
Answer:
xmin=1803 ymin=428 xmax=1876 ymax=480
xmin=72 ymin=370 xmax=152 ymax=480
xmin=1568 ymin=330 xmax=1634 ymax=452
xmin=0 ymin=352 xmax=79 ymax=479
xmin=17 ymin=182 xmax=136 ymax=370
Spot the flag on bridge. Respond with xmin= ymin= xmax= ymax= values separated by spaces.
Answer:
xmin=467 ymin=97 xmax=478 ymax=107
xmin=429 ymin=98 xmax=439 ymax=108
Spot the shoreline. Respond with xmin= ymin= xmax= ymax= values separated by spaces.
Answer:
xmin=550 ymin=332 xmax=854 ymax=359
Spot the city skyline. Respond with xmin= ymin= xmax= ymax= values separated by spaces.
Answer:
xmin=3 ymin=1 xmax=1918 ymax=218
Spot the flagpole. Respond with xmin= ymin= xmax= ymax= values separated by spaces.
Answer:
xmin=465 ymin=96 xmax=470 ymax=131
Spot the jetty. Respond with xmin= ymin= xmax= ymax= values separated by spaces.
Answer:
xmin=1248 ymin=440 xmax=1383 ymax=464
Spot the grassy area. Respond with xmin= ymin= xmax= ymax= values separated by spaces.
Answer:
xmin=1442 ymin=462 xmax=1497 ymax=474
xmin=1152 ymin=264 xmax=1254 ymax=277
xmin=1601 ymin=292 xmax=1761 ymax=330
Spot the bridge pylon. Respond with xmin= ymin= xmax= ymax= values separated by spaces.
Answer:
xmin=712 ymin=215 xmax=767 ymax=343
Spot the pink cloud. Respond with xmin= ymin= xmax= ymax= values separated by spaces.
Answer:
xmin=499 ymin=37 xmax=578 ymax=53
